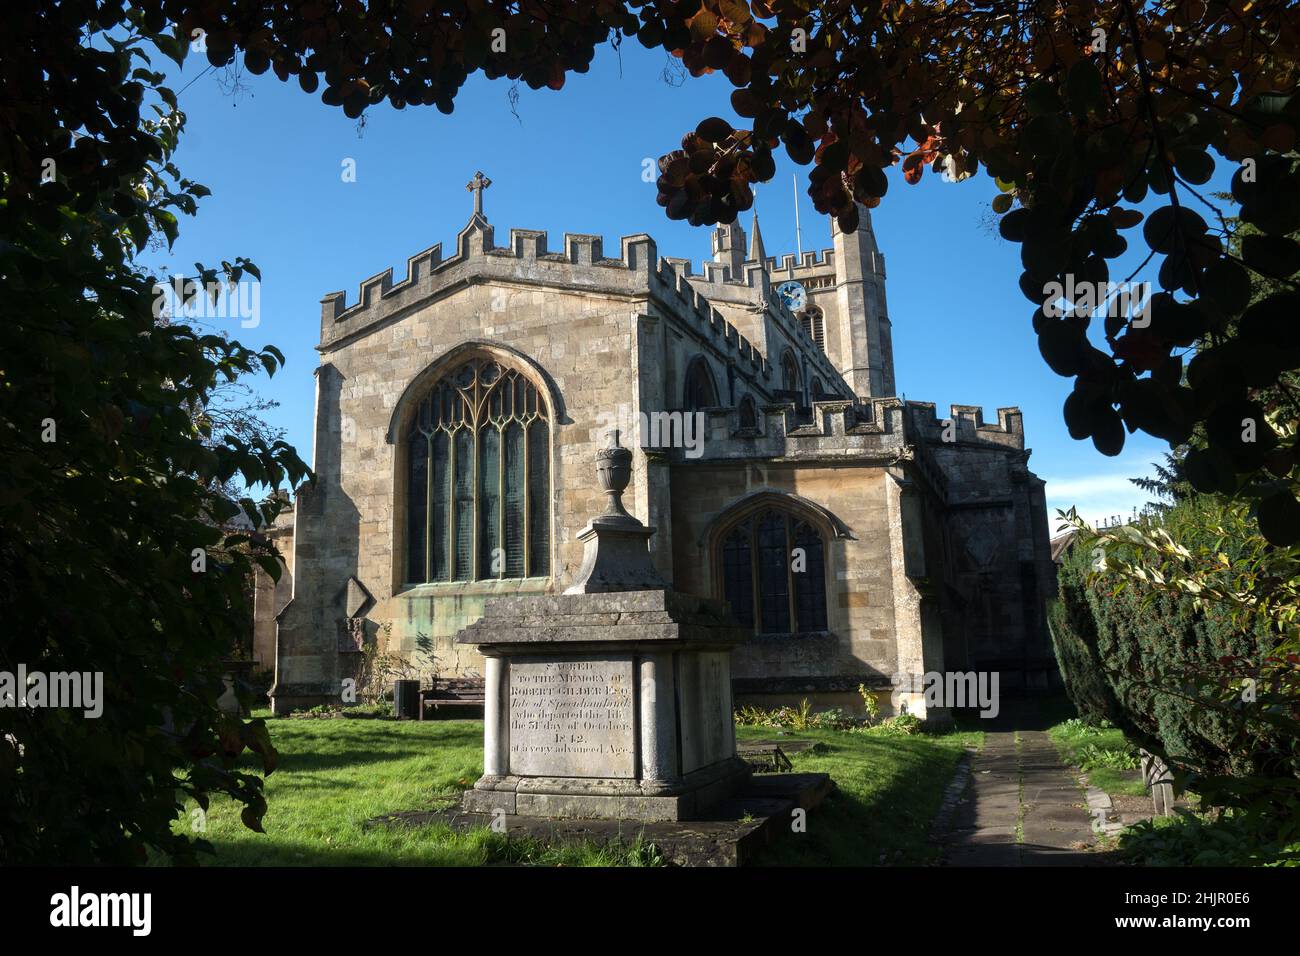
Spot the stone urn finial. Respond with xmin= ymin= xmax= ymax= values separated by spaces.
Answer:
xmin=563 ymin=429 xmax=667 ymax=594
xmin=595 ymin=428 xmax=634 ymax=521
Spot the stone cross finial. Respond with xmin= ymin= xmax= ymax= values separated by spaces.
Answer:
xmin=466 ymin=170 xmax=491 ymax=217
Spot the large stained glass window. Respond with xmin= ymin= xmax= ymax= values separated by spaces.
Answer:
xmin=719 ymin=508 xmax=828 ymax=635
xmin=406 ymin=357 xmax=550 ymax=583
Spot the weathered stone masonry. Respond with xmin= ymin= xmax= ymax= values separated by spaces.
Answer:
xmin=263 ymin=184 xmax=1057 ymax=719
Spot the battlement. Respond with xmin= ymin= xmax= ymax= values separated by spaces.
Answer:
xmin=665 ymin=245 xmax=872 ymax=281
xmin=659 ymin=255 xmax=773 ymax=293
xmin=762 ymin=396 xmax=904 ymax=440
xmin=761 ymin=247 xmax=886 ymax=280
xmin=672 ymin=264 xmax=842 ymax=392
xmin=318 ymin=215 xmax=866 ymax=390
xmin=318 ymin=216 xmax=780 ymax=377
xmin=321 ymin=216 xmax=654 ymax=346
xmin=652 ymin=257 xmax=768 ymax=375
xmin=906 ymin=402 xmax=1025 ymax=450
xmin=675 ymin=396 xmax=1026 ymax=501
xmin=765 ymin=248 xmax=835 ymax=275
xmin=683 ymin=396 xmax=904 ymax=457
xmin=669 ymin=396 xmax=950 ymax=498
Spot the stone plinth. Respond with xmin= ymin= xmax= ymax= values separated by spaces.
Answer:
xmin=457 ymin=589 xmax=751 ymax=822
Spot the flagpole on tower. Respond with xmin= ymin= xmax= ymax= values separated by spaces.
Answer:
xmin=792 ymin=173 xmax=803 ymax=264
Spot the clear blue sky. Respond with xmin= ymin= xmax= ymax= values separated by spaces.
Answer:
xmin=145 ymin=41 xmax=1232 ymax=530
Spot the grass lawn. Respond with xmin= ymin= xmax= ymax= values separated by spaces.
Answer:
xmin=736 ymin=725 xmax=982 ymax=865
xmin=1047 ymin=717 xmax=1147 ymax=797
xmin=174 ymin=714 xmax=980 ymax=866
xmin=170 ymin=716 xmax=655 ymax=866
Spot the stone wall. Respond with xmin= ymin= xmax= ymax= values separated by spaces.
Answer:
xmin=669 ymin=462 xmax=899 ymax=684
xmin=267 ymin=209 xmax=1058 ymax=716
xmin=271 ymin=214 xmax=853 ymax=712
xmin=909 ymin=403 xmax=1059 ymax=691
xmin=659 ymin=397 xmax=951 ymax=716
xmin=274 ymin=288 xmax=646 ymax=708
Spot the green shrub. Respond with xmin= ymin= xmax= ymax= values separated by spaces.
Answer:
xmin=734 ymin=700 xmax=865 ymax=732
xmin=1052 ymin=496 xmax=1300 ymax=839
xmin=866 ymin=713 xmax=924 ymax=737
xmin=734 ymin=705 xmax=772 ymax=727
xmin=858 ymin=683 xmax=882 ymax=723
xmin=341 ymin=702 xmax=393 ymax=720
xmin=1057 ymin=716 xmax=1114 ymax=735
xmin=736 ymin=698 xmax=932 ymax=736
xmin=1076 ymin=741 xmax=1141 ymax=772
xmin=1095 ymin=501 xmax=1287 ymax=784
xmin=289 ymin=704 xmax=344 ymax=720
xmin=1048 ymin=547 xmax=1123 ymax=726
xmin=1119 ymin=805 xmax=1300 ymax=867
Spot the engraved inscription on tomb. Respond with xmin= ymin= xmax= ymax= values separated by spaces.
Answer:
xmin=508 ymin=659 xmax=635 ymax=778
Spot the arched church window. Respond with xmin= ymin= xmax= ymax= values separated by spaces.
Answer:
xmin=781 ymin=351 xmax=801 ymax=393
xmin=811 ymin=376 xmax=827 ymax=400
xmin=799 ymin=306 xmax=825 ymax=352
xmin=738 ymin=395 xmax=758 ymax=430
xmin=718 ymin=507 xmax=828 ymax=635
xmin=406 ymin=357 xmax=550 ymax=583
xmin=683 ymin=356 xmax=719 ymax=411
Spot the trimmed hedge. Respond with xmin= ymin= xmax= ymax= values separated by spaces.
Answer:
xmin=1048 ymin=545 xmax=1120 ymax=727
xmin=1050 ymin=498 xmax=1295 ymax=788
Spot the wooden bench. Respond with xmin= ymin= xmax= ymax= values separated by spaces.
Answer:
xmin=418 ymin=677 xmax=485 ymax=720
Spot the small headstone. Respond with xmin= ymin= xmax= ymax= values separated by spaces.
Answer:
xmin=1140 ymin=748 xmax=1175 ymax=817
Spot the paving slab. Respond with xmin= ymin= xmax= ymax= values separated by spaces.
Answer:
xmin=938 ymin=729 xmax=1113 ymax=867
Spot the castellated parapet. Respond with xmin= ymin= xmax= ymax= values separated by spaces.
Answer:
xmin=319 ymin=216 xmax=662 ymax=349
xmin=661 ymin=252 xmax=842 ymax=392
xmin=668 ymin=398 xmax=1030 ymax=512
xmin=656 ymin=396 xmax=961 ymax=502
xmin=905 ymin=402 xmax=1026 ymax=450
xmin=762 ymin=246 xmax=881 ymax=280
xmin=316 ymin=215 xmax=850 ymax=391
xmin=657 ymin=397 xmax=1023 ymax=458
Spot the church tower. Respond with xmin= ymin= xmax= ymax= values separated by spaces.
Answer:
xmin=831 ymin=203 xmax=895 ymax=397
xmin=711 ymin=219 xmax=747 ymax=281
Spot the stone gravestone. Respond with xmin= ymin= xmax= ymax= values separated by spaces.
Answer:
xmin=457 ymin=433 xmax=751 ymax=822
xmin=1140 ymin=748 xmax=1175 ymax=817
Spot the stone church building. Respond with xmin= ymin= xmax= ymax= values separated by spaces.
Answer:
xmin=259 ymin=173 xmax=1058 ymax=719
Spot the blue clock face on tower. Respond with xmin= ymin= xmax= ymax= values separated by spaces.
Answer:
xmin=776 ymin=280 xmax=807 ymax=312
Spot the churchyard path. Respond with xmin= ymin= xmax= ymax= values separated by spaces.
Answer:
xmin=939 ymin=723 xmax=1111 ymax=867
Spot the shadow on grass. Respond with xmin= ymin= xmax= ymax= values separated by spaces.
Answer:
xmin=195 ymin=719 xmax=974 ymax=867
xmin=741 ymin=729 xmax=977 ymax=867
xmin=195 ymin=823 xmax=488 ymax=867
xmin=242 ymin=719 xmax=483 ymax=776
xmin=170 ymin=718 xmax=491 ymax=867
